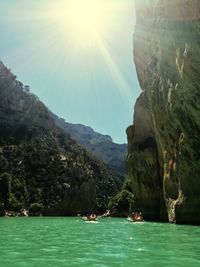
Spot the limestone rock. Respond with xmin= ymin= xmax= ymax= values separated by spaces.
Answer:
xmin=127 ymin=0 xmax=200 ymax=224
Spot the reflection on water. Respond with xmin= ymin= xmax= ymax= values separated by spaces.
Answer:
xmin=0 ymin=217 xmax=200 ymax=267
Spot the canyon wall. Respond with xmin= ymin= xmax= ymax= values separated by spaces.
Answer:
xmin=127 ymin=0 xmax=200 ymax=224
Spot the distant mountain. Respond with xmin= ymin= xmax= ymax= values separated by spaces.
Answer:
xmin=0 ymin=61 xmax=121 ymax=216
xmin=52 ymin=115 xmax=127 ymax=176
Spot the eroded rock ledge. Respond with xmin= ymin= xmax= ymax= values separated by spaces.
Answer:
xmin=127 ymin=0 xmax=200 ymax=224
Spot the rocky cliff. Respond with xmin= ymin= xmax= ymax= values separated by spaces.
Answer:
xmin=0 ymin=61 xmax=120 ymax=216
xmin=53 ymin=115 xmax=127 ymax=176
xmin=127 ymin=0 xmax=200 ymax=224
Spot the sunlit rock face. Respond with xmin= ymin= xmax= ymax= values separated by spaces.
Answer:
xmin=127 ymin=0 xmax=200 ymax=224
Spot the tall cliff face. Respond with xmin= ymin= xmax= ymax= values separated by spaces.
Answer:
xmin=0 ymin=61 xmax=119 ymax=215
xmin=127 ymin=0 xmax=200 ymax=224
xmin=52 ymin=115 xmax=127 ymax=176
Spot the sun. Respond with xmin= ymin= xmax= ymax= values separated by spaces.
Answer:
xmin=65 ymin=0 xmax=106 ymax=35
xmin=52 ymin=0 xmax=110 ymax=46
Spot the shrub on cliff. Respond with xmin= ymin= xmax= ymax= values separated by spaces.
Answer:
xmin=108 ymin=189 xmax=134 ymax=215
xmin=0 ymin=172 xmax=11 ymax=209
xmin=8 ymin=194 xmax=22 ymax=212
xmin=29 ymin=203 xmax=43 ymax=216
xmin=0 ymin=202 xmax=5 ymax=216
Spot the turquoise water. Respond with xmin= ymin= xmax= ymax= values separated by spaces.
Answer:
xmin=0 ymin=217 xmax=200 ymax=267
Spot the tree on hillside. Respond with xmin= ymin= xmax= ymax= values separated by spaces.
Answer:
xmin=0 ymin=172 xmax=11 ymax=209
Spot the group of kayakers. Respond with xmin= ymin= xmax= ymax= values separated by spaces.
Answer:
xmin=83 ymin=210 xmax=143 ymax=222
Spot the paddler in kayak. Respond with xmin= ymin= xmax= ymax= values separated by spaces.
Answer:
xmin=89 ymin=213 xmax=97 ymax=221
xmin=133 ymin=212 xmax=143 ymax=222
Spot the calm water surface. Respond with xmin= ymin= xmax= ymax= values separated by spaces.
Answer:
xmin=0 ymin=217 xmax=200 ymax=267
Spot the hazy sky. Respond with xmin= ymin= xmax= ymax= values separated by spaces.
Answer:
xmin=0 ymin=0 xmax=140 ymax=144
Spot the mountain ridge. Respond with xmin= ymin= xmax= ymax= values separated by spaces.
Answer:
xmin=52 ymin=114 xmax=127 ymax=176
xmin=0 ymin=60 xmax=121 ymax=216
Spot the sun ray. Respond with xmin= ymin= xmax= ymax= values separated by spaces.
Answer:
xmin=0 ymin=0 xmax=138 ymax=143
xmin=96 ymin=38 xmax=134 ymax=103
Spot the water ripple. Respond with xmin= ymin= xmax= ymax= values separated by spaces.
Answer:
xmin=0 ymin=217 xmax=200 ymax=267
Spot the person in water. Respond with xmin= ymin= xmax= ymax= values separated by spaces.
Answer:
xmin=90 ymin=213 xmax=97 ymax=220
xmin=139 ymin=212 xmax=143 ymax=220
xmin=133 ymin=211 xmax=143 ymax=221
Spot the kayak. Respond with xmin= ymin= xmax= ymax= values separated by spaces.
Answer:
xmin=127 ymin=217 xmax=143 ymax=223
xmin=85 ymin=220 xmax=99 ymax=224
xmin=127 ymin=217 xmax=134 ymax=222
xmin=82 ymin=216 xmax=99 ymax=222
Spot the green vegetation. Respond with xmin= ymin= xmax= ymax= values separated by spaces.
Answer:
xmin=108 ymin=190 xmax=134 ymax=215
xmin=0 ymin=61 xmax=121 ymax=216
xmin=108 ymin=178 xmax=134 ymax=216
xmin=0 ymin=172 xmax=11 ymax=210
xmin=53 ymin=115 xmax=127 ymax=177
xmin=8 ymin=193 xmax=22 ymax=212
xmin=29 ymin=203 xmax=43 ymax=216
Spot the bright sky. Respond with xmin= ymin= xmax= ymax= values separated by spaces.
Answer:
xmin=0 ymin=0 xmax=140 ymax=144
